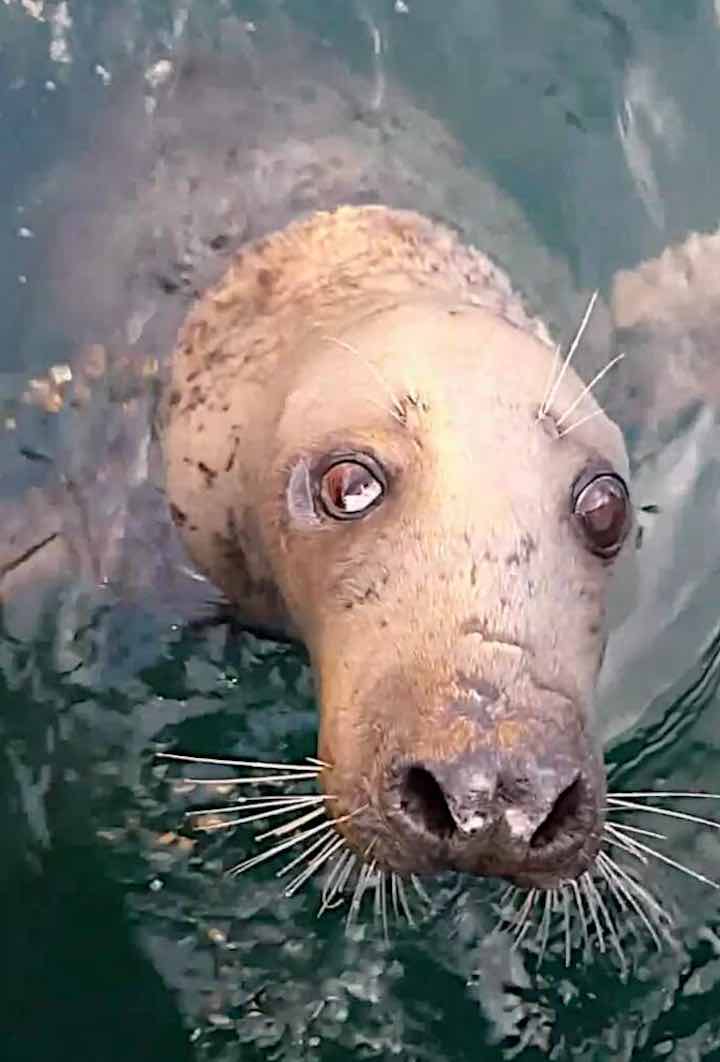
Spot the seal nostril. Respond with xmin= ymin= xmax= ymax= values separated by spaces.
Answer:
xmin=399 ymin=766 xmax=457 ymax=839
xmin=529 ymin=777 xmax=584 ymax=850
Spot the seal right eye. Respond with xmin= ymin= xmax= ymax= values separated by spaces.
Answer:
xmin=319 ymin=459 xmax=385 ymax=520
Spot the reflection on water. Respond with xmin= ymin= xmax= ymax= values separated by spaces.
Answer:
xmin=2 ymin=1 xmax=720 ymax=1059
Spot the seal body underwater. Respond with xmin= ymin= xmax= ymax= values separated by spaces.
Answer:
xmin=2 ymin=29 xmax=639 ymax=892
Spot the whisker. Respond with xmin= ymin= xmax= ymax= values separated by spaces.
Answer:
xmin=156 ymin=752 xmax=322 ymax=773
xmin=605 ymin=823 xmax=720 ymax=890
xmin=541 ymin=290 xmax=598 ymax=418
xmin=585 ymin=874 xmax=626 ymax=969
xmin=228 ymin=820 xmax=336 ymax=877
xmin=607 ymin=791 xmax=720 ymax=800
xmin=191 ymin=800 xmax=328 ymax=832
xmin=556 ymin=408 xmax=605 ymax=439
xmin=571 ymin=878 xmax=590 ymax=957
xmin=599 ymin=851 xmax=672 ymax=927
xmin=390 ymin=873 xmax=401 ymax=923
xmin=555 ymin=353 xmax=625 ymax=428
xmin=581 ymin=873 xmax=606 ymax=953
xmin=377 ymin=872 xmax=390 ymax=943
xmin=608 ymin=797 xmax=720 ymax=833
xmin=410 ymin=875 xmax=432 ymax=909
xmin=319 ymin=849 xmax=357 ymax=916
xmin=512 ymin=889 xmax=538 ymax=948
xmin=276 ymin=831 xmax=339 ymax=882
xmin=255 ymin=806 xmax=328 ymax=841
xmin=535 ymin=890 xmax=553 ymax=969
xmin=283 ymin=835 xmax=346 ymax=898
xmin=189 ymin=798 xmax=333 ymax=819
xmin=562 ymin=886 xmax=571 ymax=967
xmin=605 ymin=820 xmax=667 ymax=841
xmin=181 ymin=773 xmax=320 ymax=786
xmin=347 ymin=858 xmax=376 ymax=931
xmin=396 ymin=876 xmax=415 ymax=928
xmin=603 ymin=825 xmax=649 ymax=864
xmin=597 ymin=852 xmax=665 ymax=950
xmin=190 ymin=793 xmax=331 ymax=815
xmin=321 ymin=335 xmax=406 ymax=424
xmin=201 ymin=794 xmax=330 ymax=809
xmin=498 ymin=884 xmax=516 ymax=909
xmin=227 ymin=808 xmax=361 ymax=877
xmin=538 ymin=342 xmax=562 ymax=420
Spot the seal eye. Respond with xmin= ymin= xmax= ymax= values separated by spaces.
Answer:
xmin=573 ymin=473 xmax=631 ymax=558
xmin=319 ymin=460 xmax=384 ymax=520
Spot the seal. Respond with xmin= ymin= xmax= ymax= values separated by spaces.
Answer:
xmin=164 ymin=202 xmax=635 ymax=889
xmin=0 ymin=27 xmax=636 ymax=892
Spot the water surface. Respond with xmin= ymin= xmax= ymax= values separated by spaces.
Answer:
xmin=2 ymin=2 xmax=720 ymax=1060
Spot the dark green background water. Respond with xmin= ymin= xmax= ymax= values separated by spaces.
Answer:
xmin=2 ymin=1 xmax=720 ymax=1059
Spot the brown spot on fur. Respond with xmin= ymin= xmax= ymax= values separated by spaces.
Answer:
xmin=225 ymin=437 xmax=241 ymax=473
xmin=169 ymin=503 xmax=187 ymax=527
xmin=197 ymin=461 xmax=217 ymax=487
xmin=257 ymin=268 xmax=275 ymax=292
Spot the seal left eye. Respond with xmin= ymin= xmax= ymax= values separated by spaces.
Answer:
xmin=572 ymin=473 xmax=631 ymax=558
xmin=319 ymin=460 xmax=384 ymax=520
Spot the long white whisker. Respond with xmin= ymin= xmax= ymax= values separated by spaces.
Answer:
xmin=605 ymin=823 xmax=720 ymax=890
xmin=283 ymin=835 xmax=346 ymax=897
xmin=190 ymin=794 xmax=331 ymax=815
xmin=319 ymin=850 xmax=357 ymax=916
xmin=581 ymin=873 xmax=606 ymax=953
xmin=535 ymin=890 xmax=553 ymax=968
xmin=276 ymin=831 xmax=338 ymax=882
xmin=555 ymin=353 xmax=625 ymax=428
xmin=347 ymin=858 xmax=376 ymax=930
xmin=390 ymin=874 xmax=401 ymax=923
xmin=605 ymin=820 xmax=667 ymax=841
xmin=607 ymin=792 xmax=720 ymax=800
xmin=318 ymin=849 xmax=352 ymax=910
xmin=192 ymin=801 xmax=328 ymax=832
xmin=410 ymin=875 xmax=432 ymax=908
xmin=556 ymin=408 xmax=606 ymax=439
xmin=227 ymin=808 xmax=360 ymax=877
xmin=181 ymin=773 xmax=320 ymax=786
xmin=562 ymin=886 xmax=572 ymax=967
xmin=585 ymin=874 xmax=626 ymax=969
xmin=571 ymin=878 xmax=590 ymax=956
xmin=608 ymin=798 xmax=720 ymax=833
xmin=377 ymin=872 xmax=389 ymax=943
xmin=513 ymin=889 xmax=538 ymax=947
xmin=321 ymin=335 xmax=406 ymax=424
xmin=597 ymin=852 xmax=665 ymax=950
xmin=598 ymin=851 xmax=672 ymax=927
xmin=396 ymin=876 xmax=415 ymax=927
xmin=157 ymin=752 xmax=322 ymax=772
xmin=603 ymin=825 xmax=649 ymax=864
xmin=498 ymin=884 xmax=515 ymax=909
xmin=255 ymin=806 xmax=328 ymax=841
xmin=542 ymin=290 xmax=598 ymax=417
xmin=228 ymin=820 xmax=336 ymax=877
xmin=539 ymin=342 xmax=562 ymax=420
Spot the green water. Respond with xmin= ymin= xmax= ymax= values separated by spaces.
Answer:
xmin=2 ymin=1 xmax=720 ymax=1060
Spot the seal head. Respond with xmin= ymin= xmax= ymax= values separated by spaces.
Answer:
xmin=164 ymin=205 xmax=634 ymax=889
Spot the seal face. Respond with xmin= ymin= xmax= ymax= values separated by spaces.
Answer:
xmin=164 ymin=204 xmax=634 ymax=890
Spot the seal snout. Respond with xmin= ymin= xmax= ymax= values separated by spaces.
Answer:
xmin=385 ymin=740 xmax=603 ymax=887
